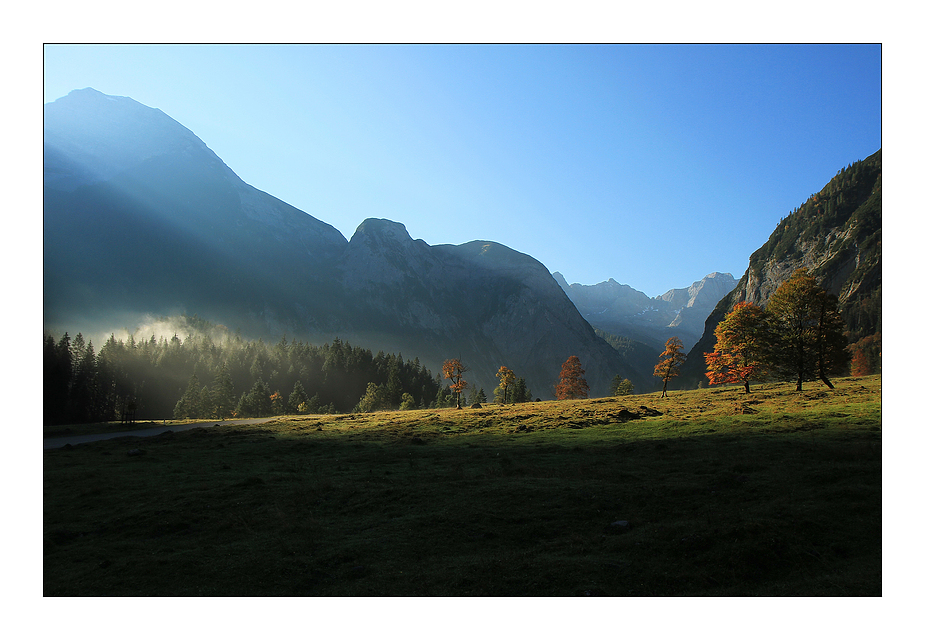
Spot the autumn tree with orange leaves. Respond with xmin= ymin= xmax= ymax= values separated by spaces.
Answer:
xmin=704 ymin=302 xmax=772 ymax=394
xmin=848 ymin=333 xmax=880 ymax=376
xmin=555 ymin=356 xmax=590 ymax=400
xmin=442 ymin=358 xmax=469 ymax=409
xmin=654 ymin=337 xmax=686 ymax=398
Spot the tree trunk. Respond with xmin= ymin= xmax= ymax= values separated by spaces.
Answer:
xmin=744 ymin=380 xmax=750 ymax=394
xmin=661 ymin=379 xmax=668 ymax=398
xmin=820 ymin=374 xmax=834 ymax=390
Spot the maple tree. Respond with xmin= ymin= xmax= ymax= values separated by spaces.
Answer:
xmin=555 ymin=356 xmax=590 ymax=400
xmin=766 ymin=268 xmax=849 ymax=391
xmin=653 ymin=337 xmax=686 ymax=398
xmin=850 ymin=349 xmax=872 ymax=377
xmin=848 ymin=333 xmax=880 ymax=376
xmin=704 ymin=302 xmax=772 ymax=393
xmin=442 ymin=358 xmax=469 ymax=409
xmin=495 ymin=366 xmax=516 ymax=404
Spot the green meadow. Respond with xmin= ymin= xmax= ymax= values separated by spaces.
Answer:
xmin=44 ymin=375 xmax=881 ymax=596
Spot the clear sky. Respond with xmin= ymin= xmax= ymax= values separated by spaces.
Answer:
xmin=43 ymin=44 xmax=881 ymax=297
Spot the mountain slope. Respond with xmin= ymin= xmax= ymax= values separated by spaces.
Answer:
xmin=334 ymin=220 xmax=646 ymax=395
xmin=554 ymin=272 xmax=738 ymax=351
xmin=44 ymin=88 xmax=636 ymax=398
xmin=44 ymin=88 xmax=349 ymax=336
xmin=682 ymin=148 xmax=882 ymax=387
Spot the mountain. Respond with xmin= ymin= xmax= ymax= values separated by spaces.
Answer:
xmin=553 ymin=272 xmax=739 ymax=351
xmin=681 ymin=148 xmax=882 ymax=387
xmin=44 ymin=88 xmax=349 ymax=337
xmin=44 ymin=88 xmax=639 ymax=398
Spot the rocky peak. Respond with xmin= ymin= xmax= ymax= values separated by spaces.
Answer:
xmin=657 ymin=272 xmax=739 ymax=310
xmin=342 ymin=219 xmax=435 ymax=288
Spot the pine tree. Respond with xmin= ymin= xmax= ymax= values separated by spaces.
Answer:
xmin=211 ymin=363 xmax=235 ymax=419
xmin=511 ymin=378 xmax=531 ymax=403
xmin=174 ymin=374 xmax=203 ymax=419
xmin=288 ymin=380 xmax=309 ymax=414
xmin=44 ymin=333 xmax=72 ymax=425
xmin=610 ymin=374 xmax=623 ymax=396
xmin=199 ymin=385 xmax=215 ymax=419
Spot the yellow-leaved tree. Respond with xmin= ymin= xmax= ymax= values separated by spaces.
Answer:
xmin=442 ymin=358 xmax=469 ymax=409
xmin=495 ymin=366 xmax=516 ymax=404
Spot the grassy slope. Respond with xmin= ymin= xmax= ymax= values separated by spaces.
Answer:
xmin=44 ymin=375 xmax=881 ymax=596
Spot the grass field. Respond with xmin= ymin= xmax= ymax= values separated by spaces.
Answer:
xmin=43 ymin=418 xmax=217 ymax=439
xmin=43 ymin=375 xmax=881 ymax=596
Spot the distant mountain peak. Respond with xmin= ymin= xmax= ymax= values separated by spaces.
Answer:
xmin=556 ymin=271 xmax=739 ymax=351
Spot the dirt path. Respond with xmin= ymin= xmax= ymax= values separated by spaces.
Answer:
xmin=43 ymin=418 xmax=277 ymax=450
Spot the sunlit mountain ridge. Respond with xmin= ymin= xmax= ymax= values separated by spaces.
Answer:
xmin=44 ymin=89 xmax=653 ymax=396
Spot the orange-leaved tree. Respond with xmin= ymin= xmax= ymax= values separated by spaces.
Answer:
xmin=848 ymin=333 xmax=880 ymax=376
xmin=555 ymin=356 xmax=590 ymax=400
xmin=442 ymin=358 xmax=469 ymax=409
xmin=704 ymin=301 xmax=772 ymax=394
xmin=495 ymin=365 xmax=516 ymax=404
xmin=654 ymin=336 xmax=686 ymax=398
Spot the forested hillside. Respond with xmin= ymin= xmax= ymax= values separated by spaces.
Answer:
xmin=43 ymin=319 xmax=453 ymax=425
xmin=682 ymin=149 xmax=881 ymax=387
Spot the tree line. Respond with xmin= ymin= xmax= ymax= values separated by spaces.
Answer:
xmin=46 ymin=268 xmax=865 ymax=427
xmin=639 ymin=269 xmax=877 ymax=398
xmin=42 ymin=325 xmax=545 ymax=426
xmin=43 ymin=330 xmax=445 ymax=425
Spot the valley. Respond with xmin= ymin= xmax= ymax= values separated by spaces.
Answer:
xmin=43 ymin=375 xmax=882 ymax=596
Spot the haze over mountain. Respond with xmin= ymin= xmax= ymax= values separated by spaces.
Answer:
xmin=44 ymin=88 xmax=653 ymax=397
xmin=553 ymin=272 xmax=739 ymax=352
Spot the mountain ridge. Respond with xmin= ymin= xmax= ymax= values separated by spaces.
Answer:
xmin=44 ymin=88 xmax=647 ymax=397
xmin=553 ymin=271 xmax=739 ymax=352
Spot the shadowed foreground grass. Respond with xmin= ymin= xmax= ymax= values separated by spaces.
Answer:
xmin=43 ymin=376 xmax=881 ymax=596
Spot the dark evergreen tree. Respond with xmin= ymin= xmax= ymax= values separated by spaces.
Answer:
xmin=511 ymin=378 xmax=531 ymax=403
xmin=174 ymin=374 xmax=203 ymax=419
xmin=211 ymin=363 xmax=236 ymax=419
xmin=44 ymin=333 xmax=72 ymax=425
xmin=288 ymin=380 xmax=309 ymax=414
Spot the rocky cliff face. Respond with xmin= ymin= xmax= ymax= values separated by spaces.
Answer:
xmin=682 ymin=149 xmax=882 ymax=386
xmin=336 ymin=220 xmax=642 ymax=396
xmin=554 ymin=272 xmax=738 ymax=351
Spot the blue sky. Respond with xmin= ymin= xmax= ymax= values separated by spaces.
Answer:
xmin=43 ymin=44 xmax=881 ymax=296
